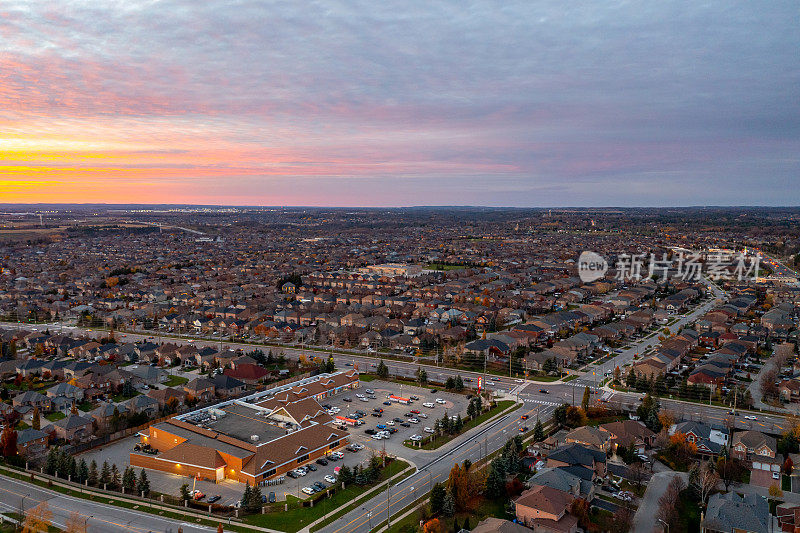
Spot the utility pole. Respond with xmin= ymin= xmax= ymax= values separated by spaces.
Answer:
xmin=386 ymin=481 xmax=391 ymax=529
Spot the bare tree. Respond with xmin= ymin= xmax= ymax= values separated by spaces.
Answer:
xmin=691 ymin=461 xmax=719 ymax=507
xmin=656 ymin=476 xmax=686 ymax=529
xmin=761 ymin=368 xmax=779 ymax=400
xmin=629 ymin=461 xmax=648 ymax=491
xmin=716 ymin=456 xmax=746 ymax=490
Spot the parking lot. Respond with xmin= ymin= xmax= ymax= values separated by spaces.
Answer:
xmin=324 ymin=379 xmax=469 ymax=459
xmin=79 ymin=435 xmax=247 ymax=505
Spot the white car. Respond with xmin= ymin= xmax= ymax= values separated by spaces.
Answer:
xmin=409 ymin=417 xmax=420 ymax=423
xmin=418 ymin=413 xmax=428 ymax=419
xmin=355 ymin=393 xmax=365 ymax=398
xmin=330 ymin=451 xmax=344 ymax=459
xmin=424 ymin=427 xmax=434 ymax=433
xmin=422 ymin=402 xmax=435 ymax=408
xmin=293 ymin=469 xmax=306 ymax=477
xmin=515 ymin=379 xmax=524 ymax=383
xmin=386 ymin=420 xmax=395 ymax=426
xmin=435 ymin=398 xmax=446 ymax=404
xmin=372 ymin=434 xmax=384 ymax=440
xmin=410 ymin=434 xmax=423 ymax=441
xmin=486 ymin=381 xmax=495 ymax=386
xmin=359 ymin=397 xmax=369 ymax=402
xmin=301 ymin=487 xmax=315 ymax=495
xmin=324 ymin=475 xmax=337 ymax=484
xmin=744 ymin=415 xmax=757 ymax=420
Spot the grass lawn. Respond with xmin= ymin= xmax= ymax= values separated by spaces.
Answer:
xmin=244 ymin=459 xmax=412 ymax=533
xmin=525 ymin=374 xmax=560 ymax=382
xmin=111 ymin=391 xmax=140 ymax=402
xmin=675 ymin=488 xmax=701 ymax=532
xmin=77 ymin=401 xmax=94 ymax=412
xmin=45 ymin=412 xmax=66 ymax=422
xmin=403 ymin=400 xmax=518 ymax=451
xmin=164 ymin=375 xmax=189 ymax=387
xmin=562 ymin=374 xmax=579 ymax=382
xmin=386 ymin=495 xmax=508 ymax=533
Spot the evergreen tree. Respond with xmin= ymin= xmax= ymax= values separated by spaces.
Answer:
xmin=485 ymin=461 xmax=506 ymax=500
xmin=241 ymin=484 xmax=252 ymax=509
xmin=445 ymin=376 xmax=455 ymax=390
xmin=250 ymin=484 xmax=263 ymax=510
xmin=180 ymin=484 xmax=191 ymax=502
xmin=430 ymin=483 xmax=446 ymax=514
xmin=57 ymin=450 xmax=70 ymax=478
xmin=77 ymin=459 xmax=89 ymax=484
xmin=533 ymin=418 xmax=545 ymax=442
xmin=100 ymin=461 xmax=111 ymax=486
xmin=44 ymin=448 xmax=58 ymax=475
xmin=581 ymin=386 xmax=590 ymax=412
xmin=455 ymin=375 xmax=464 ymax=391
xmin=376 ymin=360 xmax=389 ymax=379
xmin=442 ymin=491 xmax=455 ymax=517
xmin=455 ymin=414 xmax=463 ymax=432
xmin=88 ymin=460 xmax=98 ymax=486
xmin=137 ymin=469 xmax=150 ymax=496
xmin=122 ymin=467 xmax=136 ymax=492
xmin=626 ymin=368 xmax=636 ymax=388
xmin=466 ymin=400 xmax=476 ymax=420
xmin=111 ymin=464 xmax=121 ymax=490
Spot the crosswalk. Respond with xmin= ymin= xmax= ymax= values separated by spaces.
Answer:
xmin=522 ymin=397 xmax=562 ymax=407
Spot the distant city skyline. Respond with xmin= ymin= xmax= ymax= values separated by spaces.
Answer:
xmin=2 ymin=1 xmax=798 ymax=206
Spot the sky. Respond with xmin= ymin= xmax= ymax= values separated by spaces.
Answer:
xmin=1 ymin=1 xmax=799 ymax=207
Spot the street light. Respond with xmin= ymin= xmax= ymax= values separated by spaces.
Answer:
xmin=657 ymin=518 xmax=669 ymax=533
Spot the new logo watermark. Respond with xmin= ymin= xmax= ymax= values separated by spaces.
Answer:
xmin=577 ymin=251 xmax=608 ymax=283
xmin=577 ymin=250 xmax=761 ymax=282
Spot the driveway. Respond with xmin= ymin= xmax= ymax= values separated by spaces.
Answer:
xmin=632 ymin=471 xmax=688 ymax=533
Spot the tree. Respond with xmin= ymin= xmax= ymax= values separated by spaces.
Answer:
xmin=626 ymin=368 xmax=637 ymax=388
xmin=533 ymin=418 xmax=545 ymax=442
xmin=76 ymin=459 xmax=89 ymax=484
xmin=250 ymin=484 xmax=263 ymax=511
xmin=441 ymin=492 xmax=455 ymax=517
xmin=376 ymin=360 xmax=388 ymax=379
xmin=690 ymin=461 xmax=719 ymax=507
xmin=656 ymin=476 xmax=685 ymax=530
xmin=100 ymin=461 xmax=111 ymax=486
xmin=31 ymin=407 xmax=40 ymax=430
xmin=241 ymin=484 xmax=252 ymax=509
xmin=554 ymin=403 xmax=568 ymax=427
xmin=610 ymin=505 xmax=634 ymax=533
xmin=629 ymin=461 xmax=648 ymax=490
xmin=64 ymin=511 xmax=84 ymax=533
xmin=784 ymin=456 xmax=794 ymax=475
xmin=466 ymin=400 xmax=476 ymax=420
xmin=613 ymin=366 xmax=621 ymax=385
xmin=180 ymin=483 xmax=191 ymax=502
xmin=455 ymin=375 xmax=464 ymax=391
xmin=217 ymin=524 xmax=224 ymax=533
xmin=137 ymin=469 xmax=150 ymax=496
xmin=565 ymin=406 xmax=587 ymax=428
xmin=416 ymin=367 xmax=428 ymax=385
xmin=445 ymin=377 xmax=455 ymax=390
xmin=111 ymin=464 xmax=121 ymax=490
xmin=485 ymin=461 xmax=506 ymax=501
xmin=430 ymin=483 xmax=446 ymax=514
xmin=769 ymin=484 xmax=784 ymax=498
xmin=22 ymin=501 xmax=52 ymax=533
xmin=570 ymin=498 xmax=591 ymax=529
xmin=0 ymin=425 xmax=17 ymax=457
xmin=581 ymin=386 xmax=590 ymax=412
xmin=122 ymin=466 xmax=137 ymax=492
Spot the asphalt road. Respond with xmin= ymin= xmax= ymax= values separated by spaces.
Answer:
xmin=0 ymin=474 xmax=218 ymax=533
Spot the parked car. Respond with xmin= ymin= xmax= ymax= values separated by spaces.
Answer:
xmin=409 ymin=417 xmax=420 ymax=423
xmin=313 ymin=482 xmax=326 ymax=491
xmin=410 ymin=435 xmax=423 ymax=441
xmin=301 ymin=487 xmax=315 ymax=495
xmin=400 ymin=422 xmax=411 ymax=427
xmin=422 ymin=402 xmax=434 ymax=408
xmin=208 ymin=495 xmax=221 ymax=503
xmin=287 ymin=470 xmax=299 ymax=479
xmin=435 ymin=398 xmax=446 ymax=404
xmin=324 ymin=475 xmax=337 ymax=484
xmin=343 ymin=397 xmax=352 ymax=402
xmin=316 ymin=457 xmax=329 ymax=465
xmin=418 ymin=413 xmax=428 ymax=418
xmin=307 ymin=464 xmax=318 ymax=471
xmin=383 ymin=401 xmax=392 ymax=406
xmin=424 ymin=427 xmax=434 ymax=433
xmin=268 ymin=492 xmax=276 ymax=503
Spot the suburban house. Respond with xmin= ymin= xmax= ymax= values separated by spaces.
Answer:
xmin=701 ymin=492 xmax=769 ymax=533
xmin=513 ymin=485 xmax=579 ymax=533
xmin=600 ymin=420 xmax=656 ymax=454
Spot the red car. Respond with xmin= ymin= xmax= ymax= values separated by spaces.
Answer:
xmin=410 ymin=409 xmax=420 ymax=414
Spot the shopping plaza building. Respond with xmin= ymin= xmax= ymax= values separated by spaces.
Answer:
xmin=130 ymin=370 xmax=360 ymax=485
